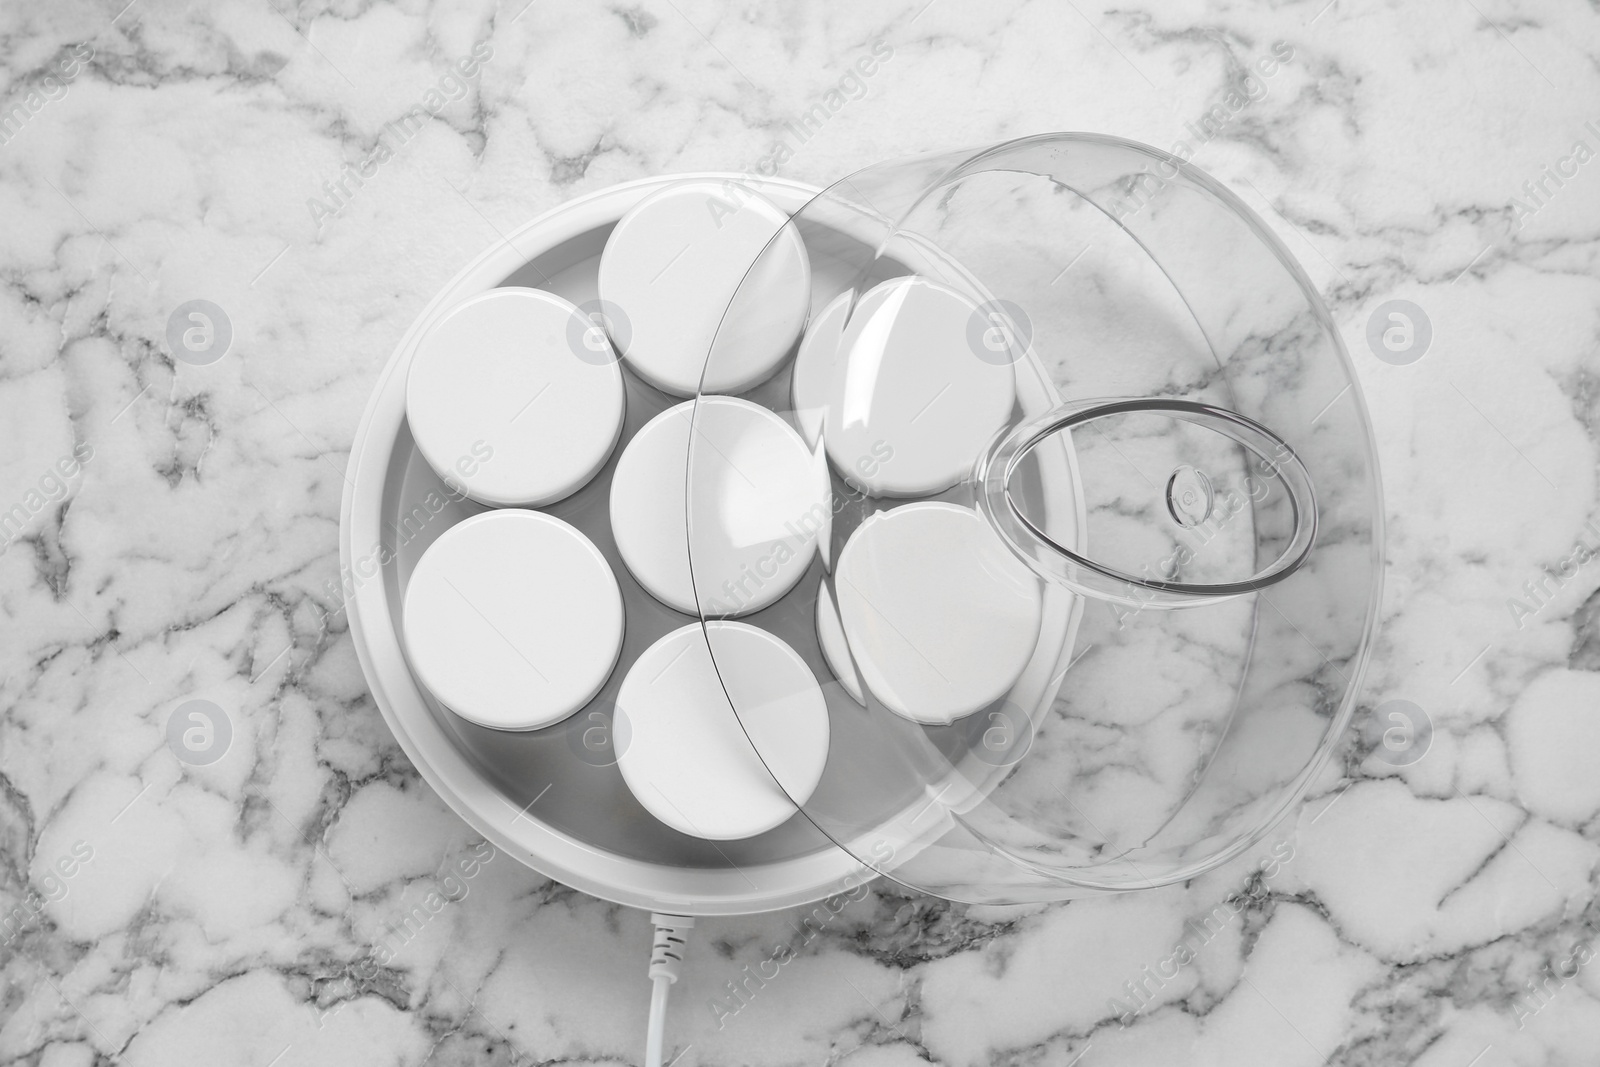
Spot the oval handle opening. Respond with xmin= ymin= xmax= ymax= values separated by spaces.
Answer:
xmin=976 ymin=398 xmax=1318 ymax=608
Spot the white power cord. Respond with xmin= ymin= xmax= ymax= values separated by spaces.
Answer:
xmin=644 ymin=913 xmax=694 ymax=1067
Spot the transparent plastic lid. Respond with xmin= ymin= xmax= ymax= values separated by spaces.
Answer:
xmin=684 ymin=134 xmax=1381 ymax=903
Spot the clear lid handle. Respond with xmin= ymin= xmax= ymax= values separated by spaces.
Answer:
xmin=976 ymin=397 xmax=1318 ymax=608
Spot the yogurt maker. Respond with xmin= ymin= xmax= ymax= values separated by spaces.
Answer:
xmin=340 ymin=130 xmax=1382 ymax=1059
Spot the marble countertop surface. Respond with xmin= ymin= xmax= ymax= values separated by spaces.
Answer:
xmin=4 ymin=0 xmax=1600 ymax=1064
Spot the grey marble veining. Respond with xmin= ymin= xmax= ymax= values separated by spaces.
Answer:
xmin=2 ymin=1 xmax=1600 ymax=1065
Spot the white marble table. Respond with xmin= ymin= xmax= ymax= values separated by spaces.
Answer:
xmin=3 ymin=1 xmax=1599 ymax=1064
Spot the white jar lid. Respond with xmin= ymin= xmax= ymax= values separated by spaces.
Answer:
xmin=406 ymin=287 xmax=625 ymax=507
xmin=819 ymin=276 xmax=1015 ymax=496
xmin=597 ymin=180 xmax=810 ymax=397
xmin=609 ymin=397 xmax=828 ymax=617
xmin=615 ymin=622 xmax=829 ymax=840
xmin=791 ymin=290 xmax=849 ymax=449
xmin=834 ymin=501 xmax=1042 ymax=724
xmin=402 ymin=510 xmax=624 ymax=731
